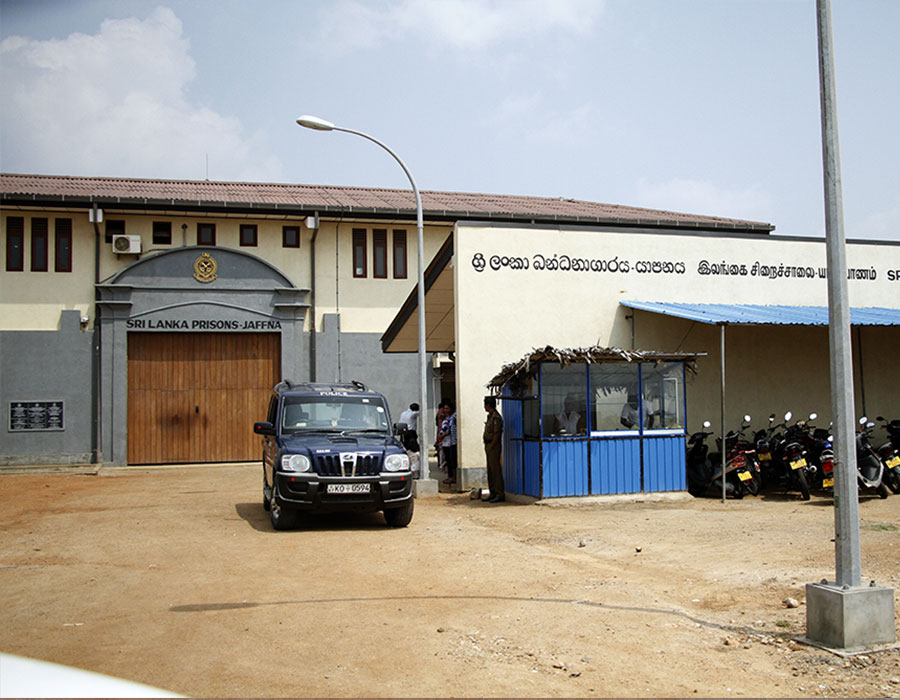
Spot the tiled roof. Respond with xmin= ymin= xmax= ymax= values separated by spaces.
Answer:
xmin=0 ymin=173 xmax=774 ymax=232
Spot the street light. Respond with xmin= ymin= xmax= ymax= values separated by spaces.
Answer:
xmin=296 ymin=115 xmax=434 ymax=493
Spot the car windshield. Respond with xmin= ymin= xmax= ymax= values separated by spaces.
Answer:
xmin=281 ymin=395 xmax=390 ymax=434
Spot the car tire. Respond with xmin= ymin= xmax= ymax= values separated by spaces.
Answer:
xmin=262 ymin=471 xmax=271 ymax=512
xmin=383 ymin=500 xmax=414 ymax=528
xmin=269 ymin=484 xmax=297 ymax=531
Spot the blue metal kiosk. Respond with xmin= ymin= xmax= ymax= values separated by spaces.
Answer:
xmin=488 ymin=347 xmax=701 ymax=499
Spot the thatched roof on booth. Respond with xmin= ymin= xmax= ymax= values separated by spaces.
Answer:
xmin=486 ymin=345 xmax=704 ymax=393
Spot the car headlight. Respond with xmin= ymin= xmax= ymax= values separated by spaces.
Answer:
xmin=281 ymin=454 xmax=311 ymax=472
xmin=384 ymin=452 xmax=410 ymax=472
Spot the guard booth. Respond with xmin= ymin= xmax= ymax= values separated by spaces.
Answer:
xmin=488 ymin=347 xmax=701 ymax=498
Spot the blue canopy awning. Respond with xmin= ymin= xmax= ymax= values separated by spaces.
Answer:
xmin=620 ymin=301 xmax=900 ymax=326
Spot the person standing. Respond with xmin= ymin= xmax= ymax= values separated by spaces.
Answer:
xmin=483 ymin=396 xmax=504 ymax=502
xmin=398 ymin=402 xmax=420 ymax=452
xmin=438 ymin=401 xmax=458 ymax=485
xmin=434 ymin=401 xmax=448 ymax=475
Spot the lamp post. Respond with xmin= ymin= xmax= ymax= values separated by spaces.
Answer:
xmin=296 ymin=116 xmax=435 ymax=495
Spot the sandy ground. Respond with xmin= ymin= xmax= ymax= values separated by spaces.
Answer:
xmin=0 ymin=463 xmax=898 ymax=698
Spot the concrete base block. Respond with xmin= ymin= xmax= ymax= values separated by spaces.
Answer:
xmin=805 ymin=582 xmax=896 ymax=651
xmin=413 ymin=478 xmax=439 ymax=498
xmin=459 ymin=467 xmax=487 ymax=492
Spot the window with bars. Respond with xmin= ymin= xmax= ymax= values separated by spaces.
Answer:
xmin=392 ymin=229 xmax=407 ymax=279
xmin=105 ymin=219 xmax=124 ymax=244
xmin=283 ymin=225 xmax=300 ymax=248
xmin=197 ymin=222 xmax=216 ymax=246
xmin=55 ymin=218 xmax=72 ymax=272
xmin=373 ymin=229 xmax=387 ymax=278
xmin=352 ymin=228 xmax=367 ymax=278
xmin=5 ymin=216 xmax=24 ymax=271
xmin=240 ymin=224 xmax=258 ymax=247
xmin=153 ymin=221 xmax=172 ymax=245
xmin=31 ymin=218 xmax=48 ymax=272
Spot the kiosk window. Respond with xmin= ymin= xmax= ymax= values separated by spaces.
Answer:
xmin=541 ymin=363 xmax=587 ymax=437
xmin=590 ymin=363 xmax=640 ymax=431
xmin=641 ymin=362 xmax=685 ymax=431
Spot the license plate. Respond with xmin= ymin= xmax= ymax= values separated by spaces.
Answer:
xmin=759 ymin=452 xmax=772 ymax=461
xmin=790 ymin=458 xmax=807 ymax=470
xmin=326 ymin=483 xmax=370 ymax=494
xmin=822 ymin=477 xmax=834 ymax=488
xmin=738 ymin=471 xmax=752 ymax=482
xmin=888 ymin=456 xmax=900 ymax=468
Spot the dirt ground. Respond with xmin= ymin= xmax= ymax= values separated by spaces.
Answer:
xmin=1 ymin=464 xmax=898 ymax=699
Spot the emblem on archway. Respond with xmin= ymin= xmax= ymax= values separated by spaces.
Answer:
xmin=193 ymin=252 xmax=218 ymax=283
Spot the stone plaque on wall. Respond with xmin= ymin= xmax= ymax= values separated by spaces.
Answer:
xmin=9 ymin=401 xmax=64 ymax=431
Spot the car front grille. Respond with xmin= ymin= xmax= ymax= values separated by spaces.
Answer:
xmin=314 ymin=453 xmax=382 ymax=477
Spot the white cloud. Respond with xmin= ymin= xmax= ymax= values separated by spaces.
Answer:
xmin=0 ymin=7 xmax=281 ymax=181
xmin=634 ymin=177 xmax=774 ymax=224
xmin=312 ymin=0 xmax=604 ymax=56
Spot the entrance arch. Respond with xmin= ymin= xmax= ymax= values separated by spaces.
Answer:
xmin=98 ymin=247 xmax=309 ymax=465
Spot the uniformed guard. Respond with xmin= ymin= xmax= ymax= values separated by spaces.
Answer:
xmin=483 ymin=396 xmax=504 ymax=502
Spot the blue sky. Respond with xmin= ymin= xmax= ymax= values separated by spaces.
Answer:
xmin=1 ymin=0 xmax=898 ymax=240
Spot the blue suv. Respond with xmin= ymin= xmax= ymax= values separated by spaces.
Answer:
xmin=253 ymin=381 xmax=414 ymax=530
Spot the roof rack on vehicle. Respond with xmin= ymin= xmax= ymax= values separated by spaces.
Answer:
xmin=272 ymin=380 xmax=370 ymax=394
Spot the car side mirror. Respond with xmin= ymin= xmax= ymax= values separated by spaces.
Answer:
xmin=253 ymin=421 xmax=275 ymax=435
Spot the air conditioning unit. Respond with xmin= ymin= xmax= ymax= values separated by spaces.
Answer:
xmin=112 ymin=234 xmax=141 ymax=254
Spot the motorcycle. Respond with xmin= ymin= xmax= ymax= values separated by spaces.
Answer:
xmin=808 ymin=425 xmax=835 ymax=491
xmin=874 ymin=416 xmax=900 ymax=494
xmin=856 ymin=417 xmax=890 ymax=499
xmin=768 ymin=411 xmax=818 ymax=501
xmin=753 ymin=414 xmax=781 ymax=489
xmin=713 ymin=414 xmax=761 ymax=496
xmin=687 ymin=419 xmax=755 ymax=498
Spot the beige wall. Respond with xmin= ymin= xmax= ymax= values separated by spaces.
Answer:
xmin=452 ymin=223 xmax=900 ymax=477
xmin=0 ymin=209 xmax=95 ymax=329
xmin=1 ymin=208 xmax=452 ymax=334
xmin=312 ymin=221 xmax=451 ymax=333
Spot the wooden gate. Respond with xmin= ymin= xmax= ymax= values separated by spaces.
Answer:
xmin=127 ymin=332 xmax=280 ymax=464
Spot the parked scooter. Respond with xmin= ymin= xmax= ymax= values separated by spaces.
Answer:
xmin=856 ymin=417 xmax=890 ymax=499
xmin=713 ymin=414 xmax=761 ymax=496
xmin=875 ymin=416 xmax=900 ymax=494
xmin=687 ymin=420 xmax=754 ymax=498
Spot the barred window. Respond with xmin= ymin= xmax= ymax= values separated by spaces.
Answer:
xmin=31 ymin=217 xmax=48 ymax=272
xmin=240 ymin=224 xmax=258 ymax=247
xmin=392 ymin=229 xmax=407 ymax=279
xmin=105 ymin=219 xmax=124 ymax=244
xmin=55 ymin=218 xmax=73 ymax=272
xmin=282 ymin=225 xmax=300 ymax=248
xmin=5 ymin=216 xmax=24 ymax=271
xmin=352 ymin=228 xmax=367 ymax=278
xmin=373 ymin=229 xmax=387 ymax=279
xmin=153 ymin=221 xmax=172 ymax=245
xmin=197 ymin=222 xmax=216 ymax=246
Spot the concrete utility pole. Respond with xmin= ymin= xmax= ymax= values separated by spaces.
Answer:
xmin=804 ymin=0 xmax=895 ymax=651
